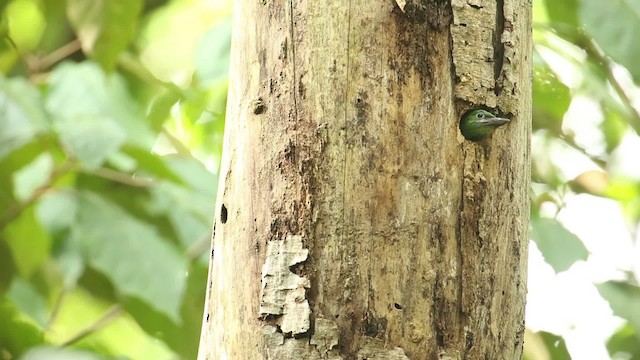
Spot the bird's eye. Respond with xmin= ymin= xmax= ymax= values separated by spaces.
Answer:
xmin=477 ymin=112 xmax=484 ymax=119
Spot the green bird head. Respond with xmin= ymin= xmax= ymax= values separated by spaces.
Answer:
xmin=459 ymin=109 xmax=510 ymax=141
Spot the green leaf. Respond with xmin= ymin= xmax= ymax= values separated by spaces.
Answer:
xmin=165 ymin=155 xmax=218 ymax=194
xmin=147 ymin=157 xmax=217 ymax=250
xmin=524 ymin=329 xmax=572 ymax=360
xmin=539 ymin=331 xmax=572 ymax=360
xmin=3 ymin=206 xmax=51 ymax=278
xmin=0 ymin=240 xmax=17 ymax=294
xmin=194 ymin=17 xmax=231 ymax=87
xmin=530 ymin=217 xmax=589 ymax=273
xmin=20 ymin=347 xmax=105 ymax=360
xmin=55 ymin=115 xmax=126 ymax=170
xmin=605 ymin=179 xmax=640 ymax=224
xmin=6 ymin=0 xmax=46 ymax=51
xmin=46 ymin=61 xmax=155 ymax=149
xmin=122 ymin=262 xmax=207 ymax=359
xmin=36 ymin=191 xmax=77 ymax=237
xmin=544 ymin=0 xmax=578 ymax=28
xmin=146 ymin=181 xmax=212 ymax=249
xmin=7 ymin=278 xmax=48 ymax=327
xmin=73 ymin=192 xmax=187 ymax=322
xmin=607 ymin=324 xmax=640 ymax=360
xmin=532 ymin=59 xmax=571 ymax=133
xmin=597 ymin=281 xmax=640 ymax=331
xmin=120 ymin=145 xmax=183 ymax=184
xmin=0 ymin=76 xmax=48 ymax=161
xmin=38 ymin=0 xmax=72 ymax=54
xmin=0 ymin=297 xmax=45 ymax=357
xmin=146 ymin=89 xmax=182 ymax=133
xmin=45 ymin=289 xmax=175 ymax=360
xmin=580 ymin=0 xmax=640 ymax=82
xmin=12 ymin=153 xmax=54 ymax=202
xmin=36 ymin=192 xmax=85 ymax=287
xmin=600 ymin=105 xmax=628 ymax=154
xmin=66 ymin=0 xmax=143 ymax=71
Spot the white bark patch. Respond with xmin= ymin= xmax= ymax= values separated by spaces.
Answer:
xmin=264 ymin=324 xmax=344 ymax=360
xmin=357 ymin=338 xmax=409 ymax=359
xmin=450 ymin=0 xmax=498 ymax=107
xmin=310 ymin=318 xmax=340 ymax=355
xmin=260 ymin=235 xmax=311 ymax=335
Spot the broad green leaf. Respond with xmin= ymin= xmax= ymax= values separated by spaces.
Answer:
xmin=136 ymin=157 xmax=216 ymax=257
xmin=605 ymin=179 xmax=640 ymax=223
xmin=606 ymin=324 xmax=640 ymax=359
xmin=194 ymin=17 xmax=231 ymax=87
xmin=0 ymin=297 xmax=45 ymax=357
xmin=600 ymin=106 xmax=628 ymax=154
xmin=38 ymin=0 xmax=71 ymax=53
xmin=3 ymin=207 xmax=51 ymax=278
xmin=66 ymin=0 xmax=143 ymax=71
xmin=523 ymin=330 xmax=572 ymax=360
xmin=544 ymin=0 xmax=578 ymax=28
xmin=120 ymin=145 xmax=183 ymax=184
xmin=539 ymin=331 xmax=572 ymax=360
xmin=46 ymin=289 xmax=175 ymax=360
xmin=6 ymin=0 xmax=46 ymax=51
xmin=122 ymin=262 xmax=207 ymax=359
xmin=55 ymin=115 xmax=126 ymax=170
xmin=20 ymin=347 xmax=104 ymax=360
xmin=46 ymin=61 xmax=155 ymax=149
xmin=146 ymin=181 xmax=212 ymax=249
xmin=52 ymin=236 xmax=85 ymax=289
xmin=165 ymin=154 xmax=218 ymax=194
xmin=36 ymin=191 xmax=77 ymax=236
xmin=0 ymin=76 xmax=48 ymax=161
xmin=36 ymin=192 xmax=84 ymax=287
xmin=532 ymin=61 xmax=571 ymax=133
xmin=12 ymin=153 xmax=54 ymax=202
xmin=0 ymin=240 xmax=17 ymax=294
xmin=580 ymin=0 xmax=640 ymax=82
xmin=0 ymin=33 xmax=19 ymax=73
xmin=7 ymin=278 xmax=48 ymax=327
xmin=73 ymin=192 xmax=187 ymax=322
xmin=530 ymin=217 xmax=588 ymax=273
xmin=146 ymin=89 xmax=181 ymax=133
xmin=597 ymin=281 xmax=640 ymax=331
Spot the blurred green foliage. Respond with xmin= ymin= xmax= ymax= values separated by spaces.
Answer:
xmin=0 ymin=0 xmax=229 ymax=359
xmin=529 ymin=0 xmax=640 ymax=358
xmin=0 ymin=0 xmax=639 ymax=359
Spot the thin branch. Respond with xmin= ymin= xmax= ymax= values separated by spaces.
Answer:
xmin=558 ymin=134 xmax=607 ymax=168
xmin=0 ymin=161 xmax=75 ymax=230
xmin=35 ymin=40 xmax=82 ymax=71
xmin=185 ymin=233 xmax=212 ymax=261
xmin=161 ymin=127 xmax=194 ymax=157
xmin=60 ymin=305 xmax=124 ymax=347
xmin=46 ymin=286 xmax=69 ymax=331
xmin=535 ymin=25 xmax=640 ymax=136
xmin=90 ymin=167 xmax=155 ymax=187
xmin=579 ymin=38 xmax=640 ymax=136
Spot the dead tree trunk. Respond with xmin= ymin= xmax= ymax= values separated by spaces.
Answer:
xmin=198 ymin=0 xmax=531 ymax=359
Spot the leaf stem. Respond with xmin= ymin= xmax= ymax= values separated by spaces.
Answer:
xmin=60 ymin=305 xmax=124 ymax=347
xmin=0 ymin=161 xmax=75 ymax=230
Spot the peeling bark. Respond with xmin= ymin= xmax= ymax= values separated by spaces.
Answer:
xmin=198 ymin=0 xmax=530 ymax=359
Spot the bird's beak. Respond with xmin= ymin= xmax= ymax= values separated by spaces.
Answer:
xmin=481 ymin=117 xmax=510 ymax=126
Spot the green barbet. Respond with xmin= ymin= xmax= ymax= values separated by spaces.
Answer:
xmin=459 ymin=109 xmax=510 ymax=141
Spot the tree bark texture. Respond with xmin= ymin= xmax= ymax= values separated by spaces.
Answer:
xmin=198 ymin=0 xmax=531 ymax=359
